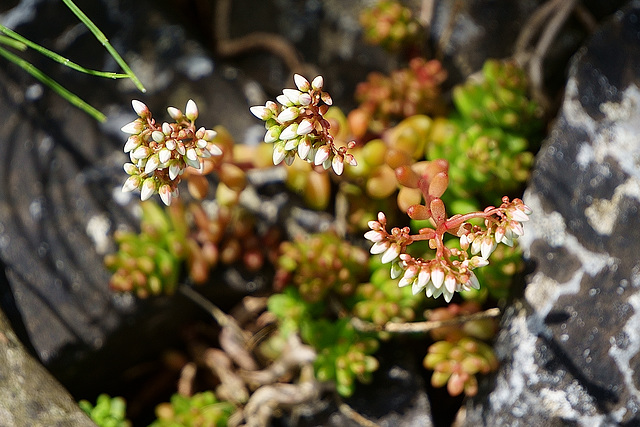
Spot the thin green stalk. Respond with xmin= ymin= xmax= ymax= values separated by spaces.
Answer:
xmin=0 ymin=45 xmax=106 ymax=122
xmin=61 ymin=0 xmax=146 ymax=93
xmin=0 ymin=34 xmax=27 ymax=51
xmin=0 ymin=25 xmax=128 ymax=79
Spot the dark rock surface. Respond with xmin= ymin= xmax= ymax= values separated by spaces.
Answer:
xmin=461 ymin=3 xmax=640 ymax=425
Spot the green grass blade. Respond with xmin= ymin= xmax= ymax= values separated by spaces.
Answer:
xmin=62 ymin=0 xmax=146 ymax=93
xmin=0 ymin=45 xmax=106 ymax=122
xmin=0 ymin=25 xmax=129 ymax=79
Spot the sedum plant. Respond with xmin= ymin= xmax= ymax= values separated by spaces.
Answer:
xmin=78 ymin=394 xmax=131 ymax=427
xmin=150 ymin=391 xmax=235 ymax=427
xmin=121 ymin=100 xmax=223 ymax=206
xmin=365 ymin=157 xmax=531 ymax=302
xmin=359 ymin=0 xmax=424 ymax=52
xmin=250 ymin=74 xmax=357 ymax=175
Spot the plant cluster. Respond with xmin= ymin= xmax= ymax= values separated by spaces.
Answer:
xmin=79 ymin=394 xmax=131 ymax=427
xmin=150 ymin=392 xmax=235 ymax=427
xmin=250 ymin=74 xmax=357 ymax=175
xmin=265 ymin=286 xmax=379 ymax=397
xmin=106 ymin=199 xmax=280 ymax=295
xmin=350 ymin=58 xmax=447 ymax=137
xmin=423 ymin=302 xmax=499 ymax=397
xmin=358 ymin=0 xmax=424 ymax=52
xmin=274 ymin=231 xmax=369 ymax=303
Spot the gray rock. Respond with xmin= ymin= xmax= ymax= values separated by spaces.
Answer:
xmin=461 ymin=3 xmax=640 ymax=425
xmin=0 ymin=307 xmax=95 ymax=426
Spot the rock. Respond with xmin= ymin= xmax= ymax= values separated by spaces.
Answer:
xmin=0 ymin=0 xmax=260 ymax=398
xmin=461 ymin=3 xmax=640 ymax=425
xmin=0 ymin=307 xmax=95 ymax=426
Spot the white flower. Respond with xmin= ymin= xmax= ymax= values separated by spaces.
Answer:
xmin=390 ymin=262 xmax=404 ymax=279
xmin=332 ymin=156 xmax=344 ymax=175
xmin=364 ymin=230 xmax=384 ymax=242
xmin=169 ymin=162 xmax=182 ymax=180
xmin=398 ymin=266 xmax=418 ymax=288
xmin=144 ymin=154 xmax=160 ymax=174
xmin=311 ymin=75 xmax=324 ymax=90
xmin=123 ymin=137 xmax=140 ymax=153
xmin=282 ymin=88 xmax=302 ymax=105
xmin=250 ymin=105 xmax=271 ymax=120
xmin=509 ymin=206 xmax=531 ymax=222
xmin=444 ymin=275 xmax=457 ymax=294
xmin=151 ymin=131 xmax=165 ymax=143
xmin=314 ymin=146 xmax=330 ymax=165
xmin=131 ymin=100 xmax=148 ymax=117
xmin=265 ymin=126 xmax=281 ymax=143
xmin=480 ymin=237 xmax=497 ymax=259
xmin=296 ymin=119 xmax=313 ymax=135
xmin=272 ymin=145 xmax=286 ymax=165
xmin=121 ymin=120 xmax=143 ymax=135
xmin=412 ymin=268 xmax=431 ymax=295
xmin=294 ymin=74 xmax=310 ymax=92
xmin=159 ymin=184 xmax=172 ymax=206
xmin=370 ymin=241 xmax=390 ymax=255
xmin=297 ymin=138 xmax=311 ymax=160
xmin=277 ymin=107 xmax=299 ymax=123
xmin=279 ymin=123 xmax=298 ymax=141
xmin=140 ymin=178 xmax=156 ymax=201
xmin=431 ymin=267 xmax=444 ymax=289
xmin=167 ymin=106 xmax=183 ymax=120
xmin=381 ymin=243 xmax=401 ymax=264
xmin=122 ymin=175 xmax=140 ymax=192
xmin=185 ymin=99 xmax=198 ymax=121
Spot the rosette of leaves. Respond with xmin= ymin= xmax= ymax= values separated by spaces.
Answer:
xmin=359 ymin=0 xmax=423 ymax=52
xmin=150 ymin=391 xmax=235 ymax=427
xmin=274 ymin=231 xmax=369 ymax=303
xmin=423 ymin=337 xmax=498 ymax=397
xmin=305 ymin=318 xmax=379 ymax=397
xmin=350 ymin=58 xmax=447 ymax=137
xmin=78 ymin=394 xmax=130 ymax=427
xmin=105 ymin=201 xmax=186 ymax=297
xmin=453 ymin=59 xmax=543 ymax=135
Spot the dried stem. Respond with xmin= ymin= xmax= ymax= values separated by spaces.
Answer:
xmin=352 ymin=307 xmax=501 ymax=334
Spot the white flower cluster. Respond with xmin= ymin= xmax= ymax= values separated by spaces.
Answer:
xmin=120 ymin=100 xmax=222 ymax=206
xmin=365 ymin=201 xmax=531 ymax=303
xmin=250 ymin=74 xmax=356 ymax=175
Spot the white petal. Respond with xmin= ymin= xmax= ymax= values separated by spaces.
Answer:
xmin=158 ymin=148 xmax=171 ymax=164
xmin=140 ymin=178 xmax=156 ymax=201
xmin=298 ymin=93 xmax=312 ymax=106
xmin=294 ymin=74 xmax=310 ymax=91
xmin=444 ymin=275 xmax=457 ymax=294
xmin=162 ymin=122 xmax=173 ymax=135
xmin=265 ymin=126 xmax=281 ymax=143
xmin=250 ymin=105 xmax=271 ymax=120
xmin=332 ymin=156 xmax=344 ymax=175
xmin=167 ymin=106 xmax=183 ymax=120
xmin=144 ymin=155 xmax=160 ymax=174
xmin=283 ymin=88 xmax=302 ymax=104
xmin=272 ymin=146 xmax=286 ymax=165
xmin=364 ymin=230 xmax=384 ymax=242
xmin=277 ymin=107 xmax=299 ymax=123
xmin=443 ymin=287 xmax=454 ymax=303
xmin=276 ymin=94 xmax=292 ymax=106
xmin=314 ymin=146 xmax=330 ymax=165
xmin=297 ymin=138 xmax=311 ymax=160
xmin=208 ymin=143 xmax=223 ymax=156
xmin=169 ymin=162 xmax=182 ymax=180
xmin=296 ymin=119 xmax=313 ymax=135
xmin=431 ymin=268 xmax=444 ymax=289
xmin=480 ymin=238 xmax=497 ymax=259
xmin=510 ymin=208 xmax=530 ymax=222
xmin=159 ymin=184 xmax=172 ymax=206
xmin=122 ymin=175 xmax=140 ymax=192
xmin=152 ymin=131 xmax=165 ymax=143
xmin=390 ymin=262 xmax=403 ymax=279
xmin=123 ymin=137 xmax=140 ymax=153
xmin=132 ymin=100 xmax=148 ymax=117
xmin=311 ymin=75 xmax=324 ymax=90
xmin=370 ymin=241 xmax=390 ymax=255
xmin=381 ymin=244 xmax=400 ymax=264
xmin=131 ymin=146 xmax=150 ymax=160
xmin=121 ymin=120 xmax=142 ymax=134
xmin=279 ymin=123 xmax=298 ymax=141
xmin=185 ymin=99 xmax=198 ymax=121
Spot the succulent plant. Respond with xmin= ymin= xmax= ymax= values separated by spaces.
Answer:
xmin=359 ymin=0 xmax=424 ymax=52
xmin=150 ymin=391 xmax=235 ymax=427
xmin=306 ymin=318 xmax=379 ymax=397
xmin=350 ymin=58 xmax=447 ymax=137
xmin=274 ymin=231 xmax=369 ymax=303
xmin=121 ymin=100 xmax=222 ymax=206
xmin=423 ymin=337 xmax=498 ymax=397
xmin=105 ymin=201 xmax=186 ymax=297
xmin=78 ymin=394 xmax=131 ymax=427
xmin=251 ymin=74 xmax=357 ymax=175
